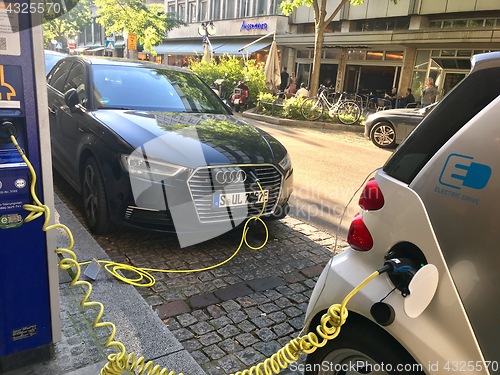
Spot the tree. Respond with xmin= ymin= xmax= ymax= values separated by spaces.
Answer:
xmin=280 ymin=0 xmax=397 ymax=96
xmin=93 ymin=0 xmax=184 ymax=56
xmin=43 ymin=0 xmax=91 ymax=49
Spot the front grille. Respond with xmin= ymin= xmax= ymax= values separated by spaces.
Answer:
xmin=187 ymin=165 xmax=283 ymax=223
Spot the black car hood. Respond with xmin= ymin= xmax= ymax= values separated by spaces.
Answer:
xmin=92 ymin=110 xmax=286 ymax=167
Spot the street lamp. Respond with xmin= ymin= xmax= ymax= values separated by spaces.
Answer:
xmin=198 ymin=21 xmax=216 ymax=62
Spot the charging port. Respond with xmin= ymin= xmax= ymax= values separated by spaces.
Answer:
xmin=384 ymin=242 xmax=427 ymax=297
xmin=0 ymin=121 xmax=17 ymax=143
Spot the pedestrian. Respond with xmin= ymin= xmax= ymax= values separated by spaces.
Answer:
xmin=295 ymin=82 xmax=309 ymax=98
xmin=286 ymin=72 xmax=297 ymax=98
xmin=279 ymin=67 xmax=289 ymax=94
xmin=421 ymin=77 xmax=438 ymax=108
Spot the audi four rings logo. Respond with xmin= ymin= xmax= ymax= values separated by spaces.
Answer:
xmin=214 ymin=168 xmax=247 ymax=184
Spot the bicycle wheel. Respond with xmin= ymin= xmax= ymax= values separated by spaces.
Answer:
xmin=337 ymin=100 xmax=361 ymax=125
xmin=301 ymin=97 xmax=324 ymax=121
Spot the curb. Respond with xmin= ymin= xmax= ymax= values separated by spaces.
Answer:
xmin=240 ymin=110 xmax=365 ymax=133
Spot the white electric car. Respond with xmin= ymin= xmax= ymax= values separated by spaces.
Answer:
xmin=303 ymin=51 xmax=500 ymax=375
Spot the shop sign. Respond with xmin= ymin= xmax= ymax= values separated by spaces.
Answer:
xmin=240 ymin=20 xmax=268 ymax=32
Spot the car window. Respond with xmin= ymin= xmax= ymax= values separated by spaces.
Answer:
xmin=383 ymin=66 xmax=500 ymax=183
xmin=63 ymin=62 xmax=87 ymax=106
xmin=44 ymin=52 xmax=65 ymax=75
xmin=91 ymin=65 xmax=228 ymax=113
xmin=47 ymin=59 xmax=73 ymax=92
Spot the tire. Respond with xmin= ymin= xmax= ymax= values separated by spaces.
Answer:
xmin=234 ymin=103 xmax=241 ymax=112
xmin=305 ymin=316 xmax=424 ymax=375
xmin=337 ymin=100 xmax=361 ymax=125
xmin=81 ymin=157 xmax=112 ymax=234
xmin=301 ymin=97 xmax=324 ymax=121
xmin=370 ymin=121 xmax=397 ymax=148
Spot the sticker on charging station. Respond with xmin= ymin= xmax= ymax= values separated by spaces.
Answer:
xmin=0 ymin=170 xmax=29 ymax=215
xmin=0 ymin=3 xmax=20 ymax=56
xmin=0 ymin=65 xmax=23 ymax=109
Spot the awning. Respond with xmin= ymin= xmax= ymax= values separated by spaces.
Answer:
xmin=155 ymin=40 xmax=270 ymax=56
xmin=212 ymin=40 xmax=270 ymax=55
xmin=155 ymin=42 xmax=205 ymax=55
xmin=74 ymin=47 xmax=88 ymax=53
xmin=87 ymin=46 xmax=105 ymax=52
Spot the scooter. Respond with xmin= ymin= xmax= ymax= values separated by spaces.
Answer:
xmin=229 ymin=82 xmax=249 ymax=112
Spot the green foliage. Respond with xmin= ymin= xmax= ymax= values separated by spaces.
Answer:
xmin=256 ymin=93 xmax=308 ymax=120
xmin=283 ymin=96 xmax=306 ymax=119
xmin=42 ymin=0 xmax=91 ymax=48
xmin=188 ymin=56 xmax=266 ymax=105
xmin=280 ymin=0 xmax=397 ymax=15
xmin=93 ymin=0 xmax=184 ymax=55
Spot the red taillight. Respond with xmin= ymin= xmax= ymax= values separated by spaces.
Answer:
xmin=359 ymin=178 xmax=384 ymax=211
xmin=347 ymin=214 xmax=373 ymax=251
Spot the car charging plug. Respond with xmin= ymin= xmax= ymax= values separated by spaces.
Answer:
xmin=0 ymin=121 xmax=17 ymax=143
xmin=378 ymin=258 xmax=419 ymax=297
xmin=377 ymin=258 xmax=417 ymax=276
xmin=247 ymin=170 xmax=260 ymax=184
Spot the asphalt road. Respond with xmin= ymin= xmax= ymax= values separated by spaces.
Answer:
xmin=246 ymin=120 xmax=392 ymax=238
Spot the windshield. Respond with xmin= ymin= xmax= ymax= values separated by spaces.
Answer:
xmin=91 ymin=65 xmax=229 ymax=114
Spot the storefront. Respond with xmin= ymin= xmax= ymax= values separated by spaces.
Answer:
xmin=154 ymin=16 xmax=288 ymax=65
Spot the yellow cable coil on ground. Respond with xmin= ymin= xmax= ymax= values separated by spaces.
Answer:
xmin=12 ymin=134 xmax=380 ymax=375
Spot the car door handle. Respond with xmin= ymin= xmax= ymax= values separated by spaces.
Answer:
xmin=78 ymin=127 xmax=84 ymax=133
xmin=48 ymin=105 xmax=57 ymax=115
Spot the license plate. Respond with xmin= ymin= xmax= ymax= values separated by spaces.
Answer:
xmin=213 ymin=190 xmax=269 ymax=208
xmin=234 ymin=98 xmax=240 ymax=104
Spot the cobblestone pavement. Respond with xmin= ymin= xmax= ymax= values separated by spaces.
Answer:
xmin=54 ymin=173 xmax=348 ymax=375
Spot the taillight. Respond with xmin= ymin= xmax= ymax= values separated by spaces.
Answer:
xmin=347 ymin=214 xmax=373 ymax=251
xmin=359 ymin=178 xmax=384 ymax=211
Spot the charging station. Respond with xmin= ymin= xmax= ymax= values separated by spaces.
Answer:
xmin=0 ymin=3 xmax=60 ymax=371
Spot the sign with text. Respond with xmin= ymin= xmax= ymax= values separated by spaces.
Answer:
xmin=127 ymin=33 xmax=137 ymax=51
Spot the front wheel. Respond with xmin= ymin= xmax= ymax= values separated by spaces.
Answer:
xmin=305 ymin=317 xmax=424 ymax=375
xmin=82 ymin=157 xmax=112 ymax=234
xmin=370 ymin=121 xmax=396 ymax=148
xmin=301 ymin=97 xmax=324 ymax=121
xmin=337 ymin=100 xmax=361 ymax=125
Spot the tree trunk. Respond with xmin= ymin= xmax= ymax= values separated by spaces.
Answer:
xmin=310 ymin=25 xmax=325 ymax=97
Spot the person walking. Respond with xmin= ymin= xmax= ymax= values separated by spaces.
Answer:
xmin=421 ymin=77 xmax=438 ymax=108
xmin=279 ymin=67 xmax=289 ymax=94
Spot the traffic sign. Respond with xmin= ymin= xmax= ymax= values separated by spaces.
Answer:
xmin=105 ymin=40 xmax=115 ymax=51
xmin=55 ymin=42 xmax=63 ymax=50
xmin=127 ymin=33 xmax=137 ymax=51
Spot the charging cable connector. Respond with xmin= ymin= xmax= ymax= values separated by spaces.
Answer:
xmin=378 ymin=258 xmax=417 ymax=275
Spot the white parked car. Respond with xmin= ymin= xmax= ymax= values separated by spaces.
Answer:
xmin=303 ymin=51 xmax=500 ymax=374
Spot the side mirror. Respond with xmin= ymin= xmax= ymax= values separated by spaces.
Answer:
xmin=64 ymin=88 xmax=80 ymax=111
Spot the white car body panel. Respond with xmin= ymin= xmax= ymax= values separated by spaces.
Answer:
xmin=305 ymin=171 xmax=487 ymax=374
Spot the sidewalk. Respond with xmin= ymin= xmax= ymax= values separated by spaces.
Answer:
xmin=4 ymin=194 xmax=206 ymax=375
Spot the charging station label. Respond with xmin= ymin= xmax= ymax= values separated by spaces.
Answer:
xmin=0 ymin=64 xmax=23 ymax=109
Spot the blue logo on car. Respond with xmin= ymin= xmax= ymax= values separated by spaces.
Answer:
xmin=439 ymin=154 xmax=491 ymax=190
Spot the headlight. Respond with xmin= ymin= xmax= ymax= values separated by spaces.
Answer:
xmin=278 ymin=153 xmax=292 ymax=171
xmin=121 ymin=154 xmax=187 ymax=178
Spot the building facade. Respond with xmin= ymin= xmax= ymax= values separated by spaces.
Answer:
xmin=159 ymin=0 xmax=500 ymax=103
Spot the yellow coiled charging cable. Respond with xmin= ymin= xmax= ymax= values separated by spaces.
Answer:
xmin=11 ymin=134 xmax=381 ymax=375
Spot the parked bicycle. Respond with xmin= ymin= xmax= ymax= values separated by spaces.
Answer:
xmin=301 ymin=85 xmax=361 ymax=124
